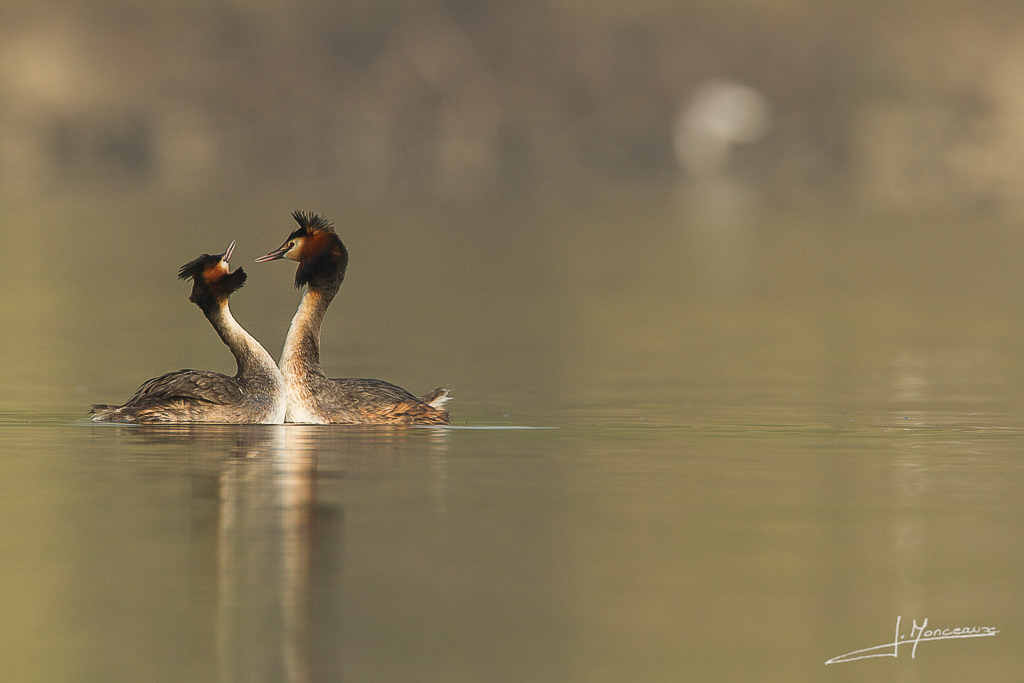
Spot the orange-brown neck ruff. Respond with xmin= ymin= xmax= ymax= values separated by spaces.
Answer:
xmin=202 ymin=262 xmax=228 ymax=284
xmin=295 ymin=232 xmax=347 ymax=291
xmin=191 ymin=267 xmax=247 ymax=310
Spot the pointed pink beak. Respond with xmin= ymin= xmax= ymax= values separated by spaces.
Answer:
xmin=254 ymin=245 xmax=289 ymax=262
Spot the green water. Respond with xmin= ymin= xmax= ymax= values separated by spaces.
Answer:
xmin=1 ymin=192 xmax=1023 ymax=680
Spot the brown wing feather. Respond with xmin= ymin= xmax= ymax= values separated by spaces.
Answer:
xmin=322 ymin=378 xmax=450 ymax=424
xmin=122 ymin=369 xmax=243 ymax=406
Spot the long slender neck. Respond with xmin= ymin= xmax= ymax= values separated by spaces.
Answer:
xmin=203 ymin=300 xmax=280 ymax=380
xmin=280 ymin=279 xmax=340 ymax=380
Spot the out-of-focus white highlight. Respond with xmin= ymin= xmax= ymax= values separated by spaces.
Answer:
xmin=674 ymin=81 xmax=770 ymax=177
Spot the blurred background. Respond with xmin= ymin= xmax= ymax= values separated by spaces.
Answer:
xmin=7 ymin=0 xmax=1024 ymax=417
xmin=5 ymin=0 xmax=1024 ymax=211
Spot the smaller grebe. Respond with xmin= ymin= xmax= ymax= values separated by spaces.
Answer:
xmin=255 ymin=211 xmax=450 ymax=425
xmin=90 ymin=241 xmax=287 ymax=424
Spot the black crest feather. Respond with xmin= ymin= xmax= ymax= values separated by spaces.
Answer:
xmin=292 ymin=210 xmax=335 ymax=234
xmin=178 ymin=253 xmax=222 ymax=282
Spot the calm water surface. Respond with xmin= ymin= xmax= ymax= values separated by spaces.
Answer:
xmin=2 ymin=192 xmax=1024 ymax=680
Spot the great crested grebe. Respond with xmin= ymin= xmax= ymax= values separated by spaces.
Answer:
xmin=90 ymin=241 xmax=287 ymax=424
xmin=255 ymin=211 xmax=450 ymax=425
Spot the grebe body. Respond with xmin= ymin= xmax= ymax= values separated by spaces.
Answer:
xmin=256 ymin=211 xmax=450 ymax=425
xmin=90 ymin=241 xmax=287 ymax=424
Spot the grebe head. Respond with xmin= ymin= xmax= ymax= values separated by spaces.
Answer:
xmin=255 ymin=210 xmax=349 ymax=289
xmin=178 ymin=240 xmax=247 ymax=310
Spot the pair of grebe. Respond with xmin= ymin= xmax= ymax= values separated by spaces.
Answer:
xmin=90 ymin=212 xmax=450 ymax=425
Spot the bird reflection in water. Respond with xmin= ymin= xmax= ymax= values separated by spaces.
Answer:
xmin=215 ymin=425 xmax=317 ymax=683
xmin=122 ymin=423 xmax=449 ymax=682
